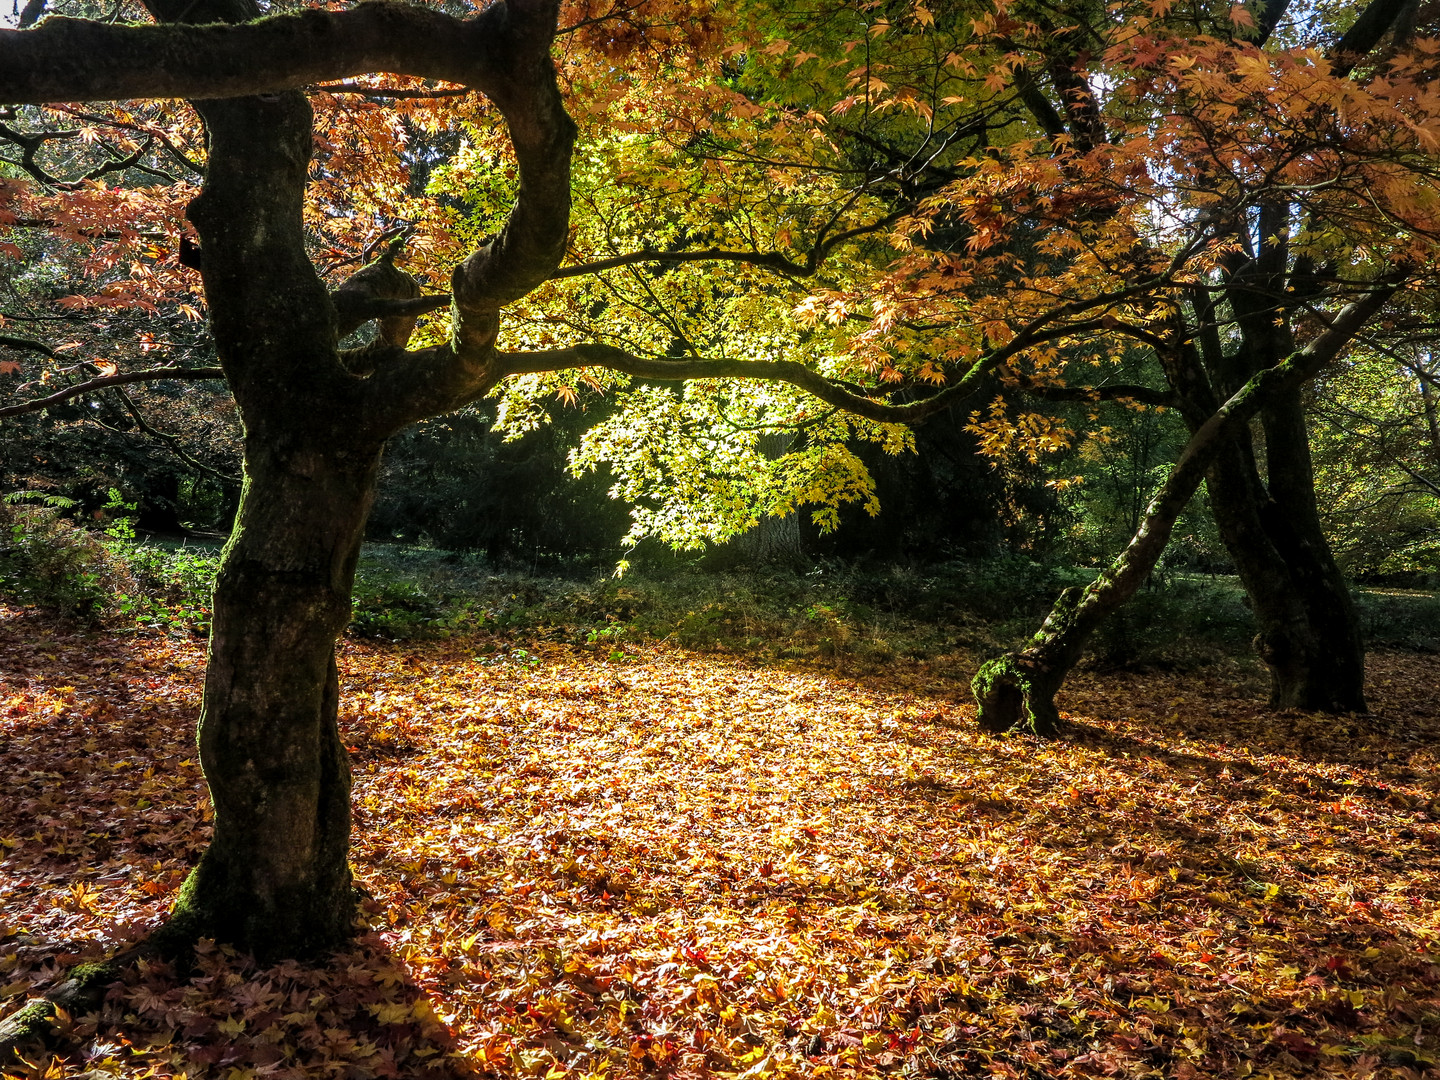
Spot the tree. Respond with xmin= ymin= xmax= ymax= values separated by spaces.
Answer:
xmin=960 ymin=0 xmax=1439 ymax=728
xmin=1 ymin=0 xmax=1437 ymax=965
xmin=3 ymin=0 xmax=589 ymax=958
xmin=484 ymin=0 xmax=1438 ymax=719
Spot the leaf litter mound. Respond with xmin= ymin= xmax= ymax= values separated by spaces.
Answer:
xmin=0 ymin=602 xmax=1437 ymax=1079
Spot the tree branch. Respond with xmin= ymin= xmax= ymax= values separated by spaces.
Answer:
xmin=1329 ymin=0 xmax=1414 ymax=76
xmin=111 ymin=386 xmax=238 ymax=481
xmin=0 ymin=333 xmax=58 ymax=358
xmin=49 ymin=105 xmax=204 ymax=174
xmin=1012 ymin=379 xmax=1176 ymax=407
xmin=331 ymin=292 xmax=450 ymax=327
xmin=0 ymin=1 xmax=514 ymax=105
xmin=312 ymin=82 xmax=469 ymax=99
xmin=1 ymin=216 xmax=168 ymax=241
xmin=0 ymin=366 xmax=224 ymax=419
xmin=551 ymin=212 xmax=903 ymax=283
xmin=497 ymin=316 xmax=1121 ymax=426
xmin=444 ymin=0 xmax=576 ymax=350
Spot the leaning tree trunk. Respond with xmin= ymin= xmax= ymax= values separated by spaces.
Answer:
xmin=971 ymin=457 xmax=1209 ymax=736
xmin=973 ymin=388 xmax=1252 ymax=735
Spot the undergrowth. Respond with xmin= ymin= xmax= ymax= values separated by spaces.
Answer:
xmin=0 ymin=494 xmax=218 ymax=634
xmin=3 ymin=514 xmax=1435 ymax=673
xmin=344 ymin=547 xmax=1427 ymax=678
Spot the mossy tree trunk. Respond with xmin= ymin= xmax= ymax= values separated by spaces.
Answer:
xmin=973 ymin=286 xmax=1396 ymax=735
xmin=132 ymin=0 xmax=575 ymax=958
xmin=170 ymin=434 xmax=384 ymax=955
xmin=162 ymin=84 xmax=385 ymax=955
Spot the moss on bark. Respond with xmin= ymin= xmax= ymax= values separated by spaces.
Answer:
xmin=971 ymin=655 xmax=1063 ymax=737
xmin=0 ymin=955 xmax=127 ymax=1059
xmin=0 ymin=999 xmax=60 ymax=1058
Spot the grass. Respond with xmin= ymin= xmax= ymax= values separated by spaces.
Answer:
xmin=347 ymin=548 xmax=1275 ymax=680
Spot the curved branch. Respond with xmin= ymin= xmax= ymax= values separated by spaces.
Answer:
xmin=0 ymin=365 xmax=224 ymax=419
xmin=552 ymin=246 xmax=810 ymax=281
xmin=0 ymin=1 xmax=513 ymax=105
xmin=503 ymin=344 xmax=934 ymax=423
xmin=498 ymin=316 xmax=1120 ymax=426
xmin=445 ymin=0 xmax=576 ymax=351
xmin=111 ymin=386 xmax=238 ymax=481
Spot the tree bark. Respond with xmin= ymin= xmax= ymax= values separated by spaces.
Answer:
xmin=1199 ymin=230 xmax=1369 ymax=712
xmin=154 ymin=81 xmax=382 ymax=956
xmin=132 ymin=0 xmax=575 ymax=959
xmin=168 ymin=439 xmax=381 ymax=956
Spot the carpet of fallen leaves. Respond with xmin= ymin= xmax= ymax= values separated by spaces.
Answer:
xmin=1 ymin=603 xmax=1438 ymax=1080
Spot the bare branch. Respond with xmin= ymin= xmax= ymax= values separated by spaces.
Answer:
xmin=0 ymin=333 xmax=58 ymax=357
xmin=110 ymin=386 xmax=238 ymax=482
xmin=498 ymin=316 xmax=1122 ymax=426
xmin=551 ymin=213 xmax=904 ymax=283
xmin=0 ymin=365 xmax=224 ymax=419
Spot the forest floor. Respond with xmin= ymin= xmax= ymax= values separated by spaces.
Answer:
xmin=0 ymin=600 xmax=1438 ymax=1080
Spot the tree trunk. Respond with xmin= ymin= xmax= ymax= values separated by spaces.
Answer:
xmin=974 ymin=384 xmax=1248 ymax=735
xmin=166 ymin=438 xmax=382 ymax=957
xmin=128 ymin=0 xmax=575 ymax=960
xmin=150 ymin=16 xmax=386 ymax=956
xmin=1191 ymin=197 xmax=1370 ymax=712
xmin=1204 ymin=390 xmax=1367 ymax=711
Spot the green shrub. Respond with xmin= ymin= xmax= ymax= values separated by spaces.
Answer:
xmin=116 ymin=541 xmax=220 ymax=632
xmin=350 ymin=575 xmax=487 ymax=640
xmin=0 ymin=491 xmax=219 ymax=630
xmin=0 ymin=492 xmax=136 ymax=617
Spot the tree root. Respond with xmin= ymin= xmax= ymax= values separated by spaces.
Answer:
xmin=0 ymin=946 xmax=143 ymax=1061
xmin=971 ymin=654 xmax=1063 ymax=737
